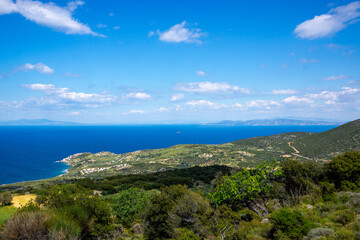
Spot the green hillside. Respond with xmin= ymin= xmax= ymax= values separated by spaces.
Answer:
xmin=233 ymin=119 xmax=360 ymax=161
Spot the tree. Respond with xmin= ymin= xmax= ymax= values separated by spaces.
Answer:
xmin=110 ymin=187 xmax=154 ymax=227
xmin=210 ymin=161 xmax=282 ymax=216
xmin=143 ymin=185 xmax=212 ymax=239
xmin=325 ymin=151 xmax=360 ymax=190
xmin=280 ymin=159 xmax=322 ymax=203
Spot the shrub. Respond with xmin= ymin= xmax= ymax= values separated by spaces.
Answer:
xmin=270 ymin=208 xmax=313 ymax=240
xmin=143 ymin=191 xmax=175 ymax=239
xmin=328 ymin=228 xmax=355 ymax=240
xmin=170 ymin=191 xmax=212 ymax=237
xmin=48 ymin=212 xmax=81 ymax=240
xmin=36 ymin=184 xmax=113 ymax=238
xmin=331 ymin=209 xmax=355 ymax=225
xmin=210 ymin=161 xmax=282 ymax=216
xmin=304 ymin=227 xmax=334 ymax=240
xmin=143 ymin=185 xmax=212 ymax=239
xmin=1 ymin=211 xmax=51 ymax=240
xmin=108 ymin=187 xmax=154 ymax=227
xmin=174 ymin=228 xmax=200 ymax=240
xmin=280 ymin=159 xmax=322 ymax=204
xmin=325 ymin=151 xmax=360 ymax=190
xmin=0 ymin=192 xmax=13 ymax=206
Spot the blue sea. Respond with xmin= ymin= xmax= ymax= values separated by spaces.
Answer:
xmin=0 ymin=125 xmax=337 ymax=185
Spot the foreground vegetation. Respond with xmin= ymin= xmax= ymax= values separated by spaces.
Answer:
xmin=1 ymin=151 xmax=360 ymax=239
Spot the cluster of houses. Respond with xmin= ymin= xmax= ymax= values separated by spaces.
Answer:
xmin=79 ymin=163 xmax=128 ymax=175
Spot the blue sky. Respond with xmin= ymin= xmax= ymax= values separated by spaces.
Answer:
xmin=0 ymin=0 xmax=359 ymax=124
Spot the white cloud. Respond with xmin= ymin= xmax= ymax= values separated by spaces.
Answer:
xmin=22 ymin=63 xmax=54 ymax=74
xmin=124 ymin=92 xmax=151 ymax=100
xmin=300 ymin=58 xmax=319 ymax=63
xmin=321 ymin=75 xmax=348 ymax=80
xmin=185 ymin=100 xmax=221 ymax=109
xmin=157 ymin=21 xmax=206 ymax=44
xmin=0 ymin=0 xmax=16 ymax=14
xmin=68 ymin=111 xmax=80 ymax=115
xmin=282 ymin=96 xmax=314 ymax=104
xmin=113 ymin=26 xmax=120 ymax=30
xmin=157 ymin=107 xmax=169 ymax=112
xmin=148 ymin=30 xmax=155 ymax=37
xmin=122 ymin=109 xmax=146 ymax=115
xmin=272 ymin=89 xmax=299 ymax=95
xmin=175 ymin=82 xmax=251 ymax=94
xmin=196 ymin=70 xmax=208 ymax=76
xmin=294 ymin=1 xmax=360 ymax=39
xmin=307 ymin=87 xmax=359 ymax=104
xmin=21 ymin=83 xmax=116 ymax=108
xmin=246 ymin=100 xmax=280 ymax=109
xmin=171 ymin=93 xmax=184 ymax=102
xmin=0 ymin=0 xmax=101 ymax=36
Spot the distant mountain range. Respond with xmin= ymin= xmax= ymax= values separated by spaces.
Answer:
xmin=210 ymin=118 xmax=344 ymax=126
xmin=0 ymin=118 xmax=345 ymax=126
xmin=0 ymin=119 xmax=80 ymax=126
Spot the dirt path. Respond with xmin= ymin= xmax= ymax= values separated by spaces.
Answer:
xmin=288 ymin=142 xmax=299 ymax=153
xmin=287 ymin=142 xmax=313 ymax=160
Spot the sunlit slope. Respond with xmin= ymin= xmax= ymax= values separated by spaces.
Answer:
xmin=233 ymin=119 xmax=360 ymax=160
xmin=291 ymin=119 xmax=360 ymax=159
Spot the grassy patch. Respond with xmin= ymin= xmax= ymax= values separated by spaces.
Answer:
xmin=12 ymin=194 xmax=36 ymax=208
xmin=0 ymin=206 xmax=17 ymax=226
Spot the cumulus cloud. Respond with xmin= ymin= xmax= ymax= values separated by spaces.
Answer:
xmin=196 ymin=70 xmax=208 ymax=76
xmin=185 ymin=100 xmax=221 ymax=109
xmin=0 ymin=0 xmax=101 ymax=36
xmin=124 ymin=92 xmax=151 ymax=100
xmin=21 ymin=83 xmax=116 ymax=108
xmin=272 ymin=89 xmax=299 ymax=95
xmin=0 ymin=0 xmax=16 ymax=14
xmin=175 ymin=82 xmax=251 ymax=94
xmin=157 ymin=21 xmax=206 ymax=44
xmin=246 ymin=100 xmax=280 ymax=110
xmin=22 ymin=63 xmax=54 ymax=74
xmin=282 ymin=96 xmax=314 ymax=105
xmin=321 ymin=75 xmax=348 ymax=80
xmin=307 ymin=87 xmax=359 ymax=104
xmin=294 ymin=1 xmax=360 ymax=39
xmin=171 ymin=93 xmax=185 ymax=102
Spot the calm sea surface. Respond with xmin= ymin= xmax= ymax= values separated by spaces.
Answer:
xmin=0 ymin=125 xmax=337 ymax=184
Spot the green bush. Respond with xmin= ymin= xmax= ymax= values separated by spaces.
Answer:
xmin=143 ymin=185 xmax=212 ymax=239
xmin=36 ymin=184 xmax=113 ymax=238
xmin=331 ymin=209 xmax=355 ymax=225
xmin=107 ymin=187 xmax=154 ymax=227
xmin=329 ymin=228 xmax=355 ymax=240
xmin=48 ymin=212 xmax=82 ymax=240
xmin=0 ymin=192 xmax=12 ymax=207
xmin=270 ymin=208 xmax=313 ymax=240
xmin=325 ymin=151 xmax=360 ymax=190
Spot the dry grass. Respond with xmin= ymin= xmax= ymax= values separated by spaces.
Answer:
xmin=12 ymin=194 xmax=36 ymax=208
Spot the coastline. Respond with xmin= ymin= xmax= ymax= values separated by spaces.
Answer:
xmin=0 ymin=124 xmax=339 ymax=186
